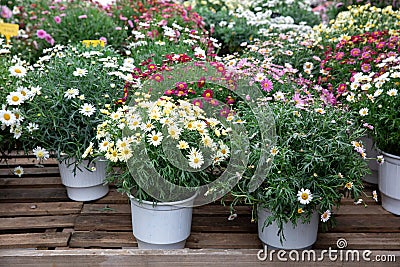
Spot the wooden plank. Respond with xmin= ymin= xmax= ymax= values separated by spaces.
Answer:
xmin=0 ymin=215 xmax=77 ymax=230
xmin=0 ymin=166 xmax=60 ymax=176
xmin=80 ymin=203 xmax=251 ymax=216
xmin=333 ymin=203 xmax=391 ymax=216
xmin=328 ymin=216 xmax=400 ymax=232
xmin=0 ymin=188 xmax=68 ymax=202
xmin=187 ymin=233 xmax=261 ymax=249
xmin=315 ymin=233 xmax=400 ymax=250
xmin=0 ymin=232 xmax=70 ymax=249
xmin=74 ymin=215 xmax=132 ymax=231
xmin=192 ymin=216 xmax=256 ymax=233
xmin=74 ymin=214 xmax=255 ymax=232
xmin=81 ymin=203 xmax=131 ymax=215
xmin=0 ymin=249 xmax=399 ymax=267
xmin=0 ymin=177 xmax=62 ymax=187
xmin=69 ymin=232 xmax=261 ymax=249
xmin=0 ymin=157 xmax=58 ymax=166
xmin=0 ymin=202 xmax=82 ymax=217
xmin=69 ymin=231 xmax=136 ymax=248
xmin=92 ymin=188 xmax=129 ymax=204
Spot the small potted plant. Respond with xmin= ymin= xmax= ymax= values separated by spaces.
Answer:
xmin=225 ymin=35 xmax=369 ymax=250
xmin=16 ymin=43 xmax=129 ymax=201
xmin=88 ymin=60 xmax=250 ymax=249
xmin=319 ymin=30 xmax=400 ymax=215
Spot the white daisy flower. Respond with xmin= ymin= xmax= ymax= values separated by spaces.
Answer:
xmin=16 ymin=86 xmax=31 ymax=100
xmin=79 ymin=103 xmax=96 ymax=117
xmin=147 ymin=131 xmax=163 ymax=146
xmin=315 ymin=108 xmax=325 ymax=114
xmin=358 ymin=107 xmax=369 ymax=116
xmin=374 ymin=89 xmax=383 ymax=97
xmin=387 ymin=88 xmax=398 ymax=96
xmin=64 ymin=88 xmax=79 ymax=99
xmin=202 ymin=135 xmax=214 ymax=148
xmin=372 ymin=190 xmax=378 ymax=202
xmin=9 ymin=65 xmax=27 ymax=78
xmin=187 ymin=148 xmax=204 ymax=169
xmin=273 ymin=91 xmax=285 ymax=101
xmin=254 ymin=72 xmax=266 ymax=82
xmin=30 ymin=86 xmax=42 ymax=96
xmin=118 ymin=147 xmax=133 ymax=161
xmin=98 ymin=139 xmax=111 ymax=152
xmin=82 ymin=142 xmax=93 ymax=158
xmin=27 ymin=122 xmax=39 ymax=133
xmin=168 ymin=126 xmax=181 ymax=140
xmin=346 ymin=93 xmax=355 ymax=102
xmin=116 ymin=138 xmax=130 ymax=151
xmin=33 ymin=146 xmax=50 ymax=161
xmin=14 ymin=166 xmax=24 ymax=177
xmin=105 ymin=148 xmax=119 ymax=162
xmin=0 ymin=109 xmax=16 ymax=126
xmin=73 ymin=68 xmax=88 ymax=77
xmin=141 ymin=121 xmax=154 ymax=132
xmin=303 ymin=62 xmax=314 ymax=71
xmin=176 ymin=140 xmax=189 ymax=150
xmin=297 ymin=188 xmax=313 ymax=205
xmin=219 ymin=144 xmax=230 ymax=158
xmin=320 ymin=210 xmax=331 ymax=222
xmin=270 ymin=146 xmax=278 ymax=156
xmin=6 ymin=92 xmax=24 ymax=105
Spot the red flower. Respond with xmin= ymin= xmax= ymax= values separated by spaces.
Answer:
xmin=337 ymin=83 xmax=347 ymax=94
xmin=197 ymin=77 xmax=206 ymax=88
xmin=226 ymin=95 xmax=235 ymax=105
xmin=176 ymin=81 xmax=188 ymax=90
xmin=192 ymin=99 xmax=203 ymax=108
xmin=147 ymin=64 xmax=157 ymax=72
xmin=202 ymin=89 xmax=213 ymax=99
xmin=152 ymin=73 xmax=164 ymax=82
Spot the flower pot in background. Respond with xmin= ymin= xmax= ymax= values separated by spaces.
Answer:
xmin=130 ymin=194 xmax=196 ymax=249
xmin=58 ymin=158 xmax=109 ymax=201
xmin=258 ymin=207 xmax=319 ymax=250
xmin=360 ymin=136 xmax=379 ymax=184
xmin=379 ymin=151 xmax=400 ymax=215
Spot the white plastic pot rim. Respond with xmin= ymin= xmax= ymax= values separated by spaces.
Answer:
xmin=129 ymin=192 xmax=197 ymax=207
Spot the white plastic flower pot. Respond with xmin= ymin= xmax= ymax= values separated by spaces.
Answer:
xmin=129 ymin=194 xmax=196 ymax=249
xmin=258 ymin=207 xmax=319 ymax=250
xmin=58 ymin=158 xmax=109 ymax=201
xmin=379 ymin=151 xmax=400 ymax=215
xmin=360 ymin=136 xmax=379 ymax=184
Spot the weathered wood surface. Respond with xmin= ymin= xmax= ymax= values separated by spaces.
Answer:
xmin=0 ymin=154 xmax=399 ymax=266
xmin=0 ymin=249 xmax=399 ymax=267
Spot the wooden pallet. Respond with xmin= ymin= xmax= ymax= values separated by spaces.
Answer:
xmin=0 ymin=154 xmax=399 ymax=266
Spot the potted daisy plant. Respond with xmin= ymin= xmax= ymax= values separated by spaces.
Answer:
xmin=225 ymin=35 xmax=369 ymax=250
xmin=88 ymin=61 xmax=246 ymax=249
xmin=14 ymin=43 xmax=130 ymax=201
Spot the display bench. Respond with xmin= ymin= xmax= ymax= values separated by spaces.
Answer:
xmin=0 ymin=153 xmax=399 ymax=266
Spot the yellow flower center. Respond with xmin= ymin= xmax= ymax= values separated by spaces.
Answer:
xmin=194 ymin=158 xmax=199 ymax=164
xmin=15 ymin=68 xmax=22 ymax=74
xmin=37 ymin=151 xmax=44 ymax=158
xmin=301 ymin=193 xmax=309 ymax=200
xmin=152 ymin=136 xmax=158 ymax=141
xmin=3 ymin=114 xmax=10 ymax=120
xmin=298 ymin=208 xmax=303 ymax=214
xmin=12 ymin=96 xmax=20 ymax=102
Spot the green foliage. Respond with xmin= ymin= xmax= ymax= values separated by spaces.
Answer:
xmin=18 ymin=44 xmax=127 ymax=165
